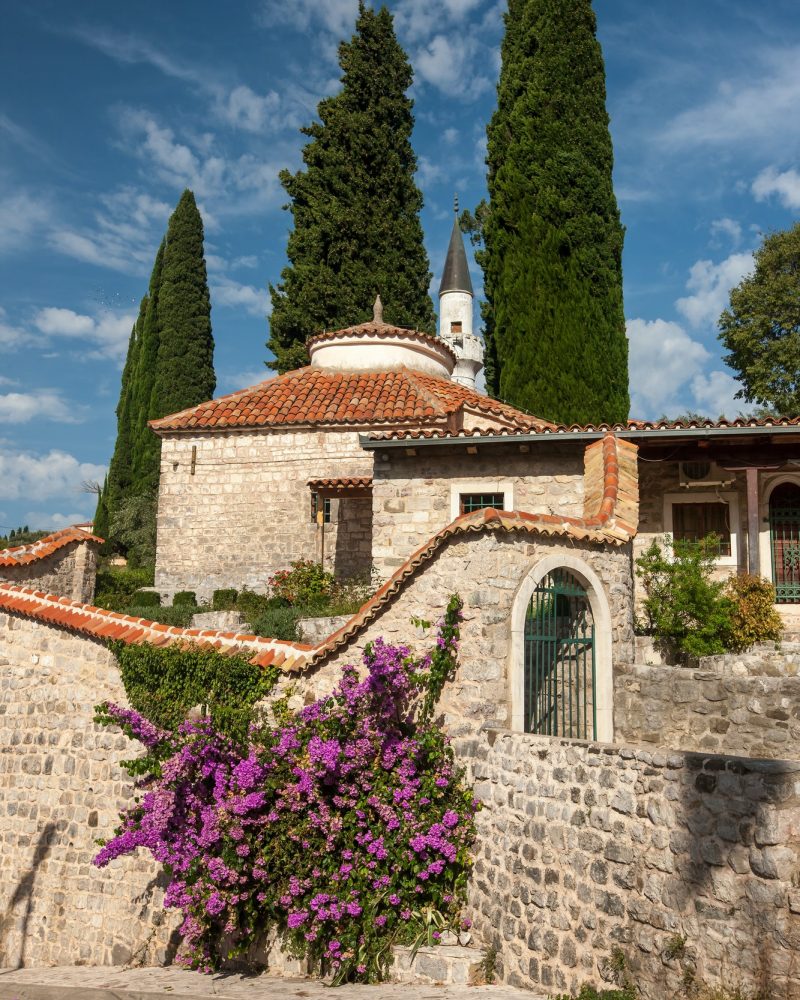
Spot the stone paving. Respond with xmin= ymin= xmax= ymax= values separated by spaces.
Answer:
xmin=0 ymin=967 xmax=543 ymax=1000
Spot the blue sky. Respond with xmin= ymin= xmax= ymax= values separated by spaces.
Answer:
xmin=2 ymin=0 xmax=800 ymax=533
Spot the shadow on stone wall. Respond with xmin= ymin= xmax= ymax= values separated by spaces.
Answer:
xmin=0 ymin=822 xmax=57 ymax=969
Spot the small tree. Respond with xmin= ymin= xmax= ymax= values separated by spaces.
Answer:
xmin=636 ymin=537 xmax=735 ymax=658
xmin=719 ymin=221 xmax=800 ymax=416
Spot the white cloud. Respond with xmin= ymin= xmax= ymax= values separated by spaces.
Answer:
xmin=689 ymin=370 xmax=742 ymax=420
xmin=442 ymin=127 xmax=459 ymax=145
xmin=417 ymin=155 xmax=443 ymax=189
xmin=675 ymin=252 xmax=754 ymax=329
xmin=0 ymin=448 xmax=106 ymax=501
xmin=217 ymin=85 xmax=282 ymax=133
xmin=33 ymin=307 xmax=136 ymax=361
xmin=709 ymin=217 xmax=742 ymax=247
xmin=627 ymin=317 xmax=711 ymax=417
xmin=752 ymin=165 xmax=800 ymax=210
xmin=0 ymin=307 xmax=39 ymax=350
xmin=218 ymin=369 xmax=275 ymax=392
xmin=0 ymin=191 xmax=52 ymax=253
xmin=414 ymin=34 xmax=491 ymax=99
xmin=211 ymin=277 xmax=271 ymax=317
xmin=49 ymin=186 xmax=169 ymax=274
xmin=24 ymin=510 xmax=95 ymax=531
xmin=659 ymin=47 xmax=800 ymax=152
xmin=258 ymin=0 xmax=358 ymax=37
xmin=0 ymin=391 xmax=83 ymax=424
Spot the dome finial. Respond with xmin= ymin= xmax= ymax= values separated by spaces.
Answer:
xmin=454 ymin=192 xmax=459 ymax=215
xmin=372 ymin=294 xmax=383 ymax=324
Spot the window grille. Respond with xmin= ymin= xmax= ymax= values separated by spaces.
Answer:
xmin=459 ymin=492 xmax=505 ymax=514
xmin=310 ymin=493 xmax=332 ymax=523
xmin=672 ymin=502 xmax=731 ymax=556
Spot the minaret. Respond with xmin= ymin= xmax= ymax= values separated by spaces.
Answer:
xmin=438 ymin=195 xmax=484 ymax=389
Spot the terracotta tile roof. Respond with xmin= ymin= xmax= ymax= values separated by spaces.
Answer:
xmin=0 ymin=527 xmax=103 ymax=568
xmin=368 ymin=414 xmax=800 ymax=441
xmin=307 ymin=477 xmax=373 ymax=491
xmin=307 ymin=434 xmax=639 ymax=664
xmin=149 ymin=367 xmax=554 ymax=434
xmin=0 ymin=584 xmax=312 ymax=670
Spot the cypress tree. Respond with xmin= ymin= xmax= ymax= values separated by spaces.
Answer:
xmin=268 ymin=1 xmax=435 ymax=373
xmin=131 ymin=243 xmax=164 ymax=493
xmin=481 ymin=0 xmax=629 ymax=425
xmin=152 ymin=190 xmax=215 ymax=417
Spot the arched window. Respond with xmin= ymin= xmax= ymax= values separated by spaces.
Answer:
xmin=524 ymin=569 xmax=595 ymax=740
xmin=510 ymin=555 xmax=613 ymax=742
xmin=770 ymin=482 xmax=800 ymax=603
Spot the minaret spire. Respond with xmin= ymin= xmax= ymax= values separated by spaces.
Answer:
xmin=438 ymin=193 xmax=484 ymax=389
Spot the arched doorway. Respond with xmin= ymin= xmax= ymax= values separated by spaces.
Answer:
xmin=524 ymin=569 xmax=595 ymax=740
xmin=770 ymin=482 xmax=800 ymax=603
xmin=510 ymin=554 xmax=613 ymax=742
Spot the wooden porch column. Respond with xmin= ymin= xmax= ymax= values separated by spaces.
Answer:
xmin=746 ymin=467 xmax=760 ymax=576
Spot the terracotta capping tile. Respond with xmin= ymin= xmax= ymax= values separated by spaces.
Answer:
xmin=0 ymin=527 xmax=104 ymax=567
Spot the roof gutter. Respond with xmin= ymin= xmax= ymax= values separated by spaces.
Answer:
xmin=359 ymin=424 xmax=800 ymax=450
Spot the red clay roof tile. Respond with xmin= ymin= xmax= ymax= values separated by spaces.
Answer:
xmin=0 ymin=527 xmax=103 ymax=568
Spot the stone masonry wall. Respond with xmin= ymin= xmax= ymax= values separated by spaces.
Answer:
xmin=460 ymin=729 xmax=800 ymax=999
xmin=155 ymin=429 xmax=373 ymax=601
xmin=283 ymin=530 xmax=634 ymax=737
xmin=0 ymin=542 xmax=97 ymax=604
xmin=614 ymin=655 xmax=800 ymax=758
xmin=371 ymin=443 xmax=584 ymax=579
xmin=0 ymin=612 xmax=175 ymax=967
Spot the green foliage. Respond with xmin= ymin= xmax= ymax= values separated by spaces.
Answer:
xmin=269 ymin=559 xmax=336 ymax=606
xmin=719 ymin=221 xmax=800 ymax=416
xmin=110 ymin=640 xmax=279 ymax=737
xmin=152 ymin=189 xmax=216 ymax=421
xmin=724 ymin=574 xmax=783 ymax=652
xmin=173 ymin=590 xmax=197 ymax=607
xmin=110 ymin=490 xmax=158 ymax=568
xmin=553 ymin=985 xmax=636 ymax=1000
xmin=0 ymin=527 xmax=50 ymax=549
xmin=131 ymin=589 xmax=161 ymax=608
xmin=479 ymin=0 xmax=629 ymax=423
xmin=122 ymin=605 xmax=201 ymax=627
xmin=94 ymin=564 xmax=155 ymax=611
xmin=267 ymin=2 xmax=434 ymax=373
xmin=212 ymin=588 xmax=239 ymax=611
xmin=248 ymin=606 xmax=302 ymax=642
xmin=636 ymin=537 xmax=735 ymax=658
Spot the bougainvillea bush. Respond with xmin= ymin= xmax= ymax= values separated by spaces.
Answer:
xmin=94 ymin=596 xmax=477 ymax=983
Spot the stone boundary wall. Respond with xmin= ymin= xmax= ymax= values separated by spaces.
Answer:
xmin=0 ymin=532 xmax=99 ymax=603
xmin=614 ymin=660 xmax=800 ymax=758
xmin=0 ymin=611 xmax=176 ymax=967
xmin=459 ymin=728 xmax=800 ymax=1000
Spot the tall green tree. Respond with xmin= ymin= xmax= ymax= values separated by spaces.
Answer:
xmin=95 ymin=189 xmax=214 ymax=561
xmin=718 ymin=221 xmax=800 ymax=416
xmin=478 ymin=0 xmax=629 ymax=424
xmin=268 ymin=1 xmax=435 ymax=373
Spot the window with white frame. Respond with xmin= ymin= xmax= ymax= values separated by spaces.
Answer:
xmin=450 ymin=480 xmax=514 ymax=520
xmin=663 ymin=491 xmax=738 ymax=566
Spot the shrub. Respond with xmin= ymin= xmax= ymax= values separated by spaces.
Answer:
xmin=724 ymin=574 xmax=783 ymax=652
xmin=248 ymin=605 xmax=302 ymax=641
xmin=122 ymin=605 xmax=200 ymax=628
xmin=94 ymin=564 xmax=155 ymax=611
xmin=269 ymin=559 xmax=335 ymax=606
xmin=94 ymin=597 xmax=476 ymax=983
xmin=636 ymin=537 xmax=735 ymax=658
xmin=173 ymin=591 xmax=197 ymax=607
xmin=212 ymin=588 xmax=239 ymax=611
xmin=130 ymin=589 xmax=161 ymax=608
xmin=236 ymin=588 xmax=284 ymax=621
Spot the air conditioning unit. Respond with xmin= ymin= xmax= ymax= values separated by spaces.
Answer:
xmin=678 ymin=461 xmax=734 ymax=488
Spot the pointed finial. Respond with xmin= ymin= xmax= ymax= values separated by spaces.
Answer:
xmin=454 ymin=193 xmax=459 ymax=215
xmin=373 ymin=294 xmax=383 ymax=324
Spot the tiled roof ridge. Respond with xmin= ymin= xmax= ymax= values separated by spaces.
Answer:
xmin=307 ymin=434 xmax=638 ymax=664
xmin=306 ymin=322 xmax=458 ymax=365
xmin=0 ymin=527 xmax=104 ymax=568
xmin=411 ymin=373 xmax=555 ymax=430
xmin=0 ymin=583 xmax=312 ymax=671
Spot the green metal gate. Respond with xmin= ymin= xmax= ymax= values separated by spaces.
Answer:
xmin=524 ymin=569 xmax=596 ymax=740
xmin=770 ymin=482 xmax=800 ymax=604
